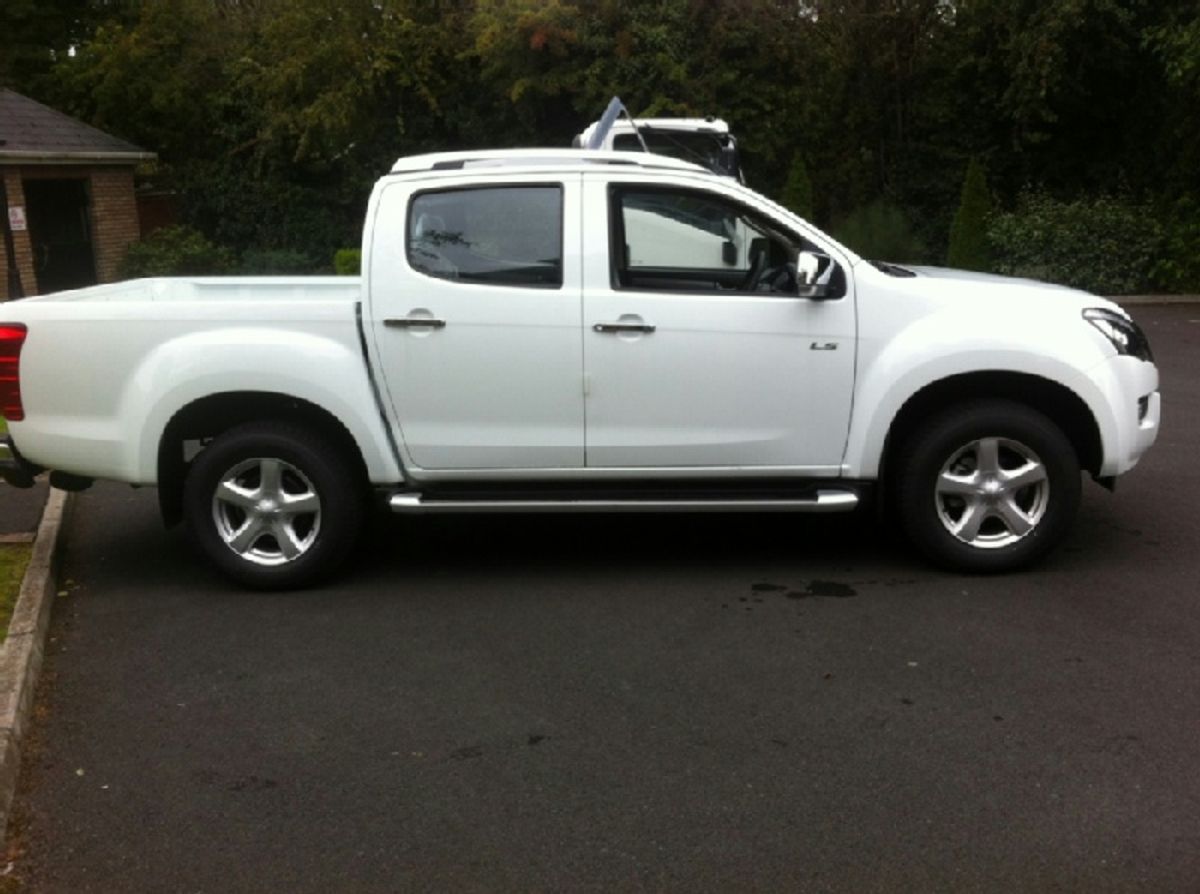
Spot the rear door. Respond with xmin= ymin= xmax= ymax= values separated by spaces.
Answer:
xmin=581 ymin=175 xmax=856 ymax=471
xmin=367 ymin=174 xmax=584 ymax=470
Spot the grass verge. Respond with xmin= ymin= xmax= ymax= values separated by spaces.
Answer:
xmin=0 ymin=543 xmax=32 ymax=642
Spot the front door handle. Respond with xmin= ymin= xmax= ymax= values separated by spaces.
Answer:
xmin=385 ymin=315 xmax=446 ymax=330
xmin=593 ymin=321 xmax=656 ymax=334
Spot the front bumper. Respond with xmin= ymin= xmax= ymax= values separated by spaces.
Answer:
xmin=1092 ymin=355 xmax=1160 ymax=478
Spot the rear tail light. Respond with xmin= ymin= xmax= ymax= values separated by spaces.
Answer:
xmin=0 ymin=324 xmax=28 ymax=422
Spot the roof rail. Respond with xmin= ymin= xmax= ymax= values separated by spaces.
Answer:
xmin=390 ymin=148 xmax=706 ymax=175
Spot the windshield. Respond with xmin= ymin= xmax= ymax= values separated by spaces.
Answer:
xmin=613 ymin=130 xmax=739 ymax=178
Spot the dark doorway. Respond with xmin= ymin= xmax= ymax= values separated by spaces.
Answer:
xmin=23 ymin=178 xmax=97 ymax=294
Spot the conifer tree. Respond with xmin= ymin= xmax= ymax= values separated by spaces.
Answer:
xmin=781 ymin=153 xmax=814 ymax=221
xmin=947 ymin=158 xmax=992 ymax=271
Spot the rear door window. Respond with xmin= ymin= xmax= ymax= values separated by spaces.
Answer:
xmin=407 ymin=186 xmax=563 ymax=288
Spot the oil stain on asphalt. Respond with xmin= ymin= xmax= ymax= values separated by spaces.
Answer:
xmin=751 ymin=580 xmax=858 ymax=600
xmin=788 ymin=580 xmax=857 ymax=599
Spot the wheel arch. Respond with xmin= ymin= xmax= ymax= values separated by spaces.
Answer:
xmin=158 ymin=391 xmax=370 ymax=527
xmin=878 ymin=372 xmax=1103 ymax=491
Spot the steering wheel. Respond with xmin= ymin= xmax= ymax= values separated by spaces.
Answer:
xmin=739 ymin=248 xmax=769 ymax=291
xmin=763 ymin=262 xmax=796 ymax=292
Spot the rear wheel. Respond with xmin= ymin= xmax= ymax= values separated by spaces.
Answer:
xmin=894 ymin=400 xmax=1081 ymax=572
xmin=183 ymin=422 xmax=364 ymax=589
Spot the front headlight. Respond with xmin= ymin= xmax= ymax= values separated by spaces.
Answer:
xmin=1083 ymin=308 xmax=1154 ymax=362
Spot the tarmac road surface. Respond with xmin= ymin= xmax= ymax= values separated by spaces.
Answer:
xmin=7 ymin=305 xmax=1199 ymax=892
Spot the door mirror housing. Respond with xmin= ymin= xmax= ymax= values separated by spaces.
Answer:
xmin=795 ymin=250 xmax=839 ymax=300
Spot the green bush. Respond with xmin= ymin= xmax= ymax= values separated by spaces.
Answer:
xmin=119 ymin=226 xmax=234 ymax=278
xmin=988 ymin=192 xmax=1163 ymax=295
xmin=333 ymin=249 xmax=362 ymax=275
xmin=1152 ymin=197 xmax=1200 ymax=292
xmin=831 ymin=200 xmax=925 ymax=262
xmin=947 ymin=158 xmax=992 ymax=271
xmin=238 ymin=248 xmax=314 ymax=275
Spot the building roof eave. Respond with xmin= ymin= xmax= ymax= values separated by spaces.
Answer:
xmin=0 ymin=150 xmax=157 ymax=165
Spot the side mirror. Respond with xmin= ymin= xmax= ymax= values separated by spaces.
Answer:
xmin=795 ymin=250 xmax=836 ymax=299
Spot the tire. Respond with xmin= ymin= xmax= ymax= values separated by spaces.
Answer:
xmin=894 ymin=400 xmax=1081 ymax=573
xmin=183 ymin=421 xmax=365 ymax=589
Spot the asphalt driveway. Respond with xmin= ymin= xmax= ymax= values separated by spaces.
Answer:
xmin=6 ymin=305 xmax=1199 ymax=892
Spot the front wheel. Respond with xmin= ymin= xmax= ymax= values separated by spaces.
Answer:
xmin=894 ymin=401 xmax=1081 ymax=573
xmin=183 ymin=422 xmax=365 ymax=589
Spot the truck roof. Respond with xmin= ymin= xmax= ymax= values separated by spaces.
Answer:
xmin=389 ymin=148 xmax=708 ymax=176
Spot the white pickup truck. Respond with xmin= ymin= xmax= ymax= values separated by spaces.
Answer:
xmin=0 ymin=148 xmax=1160 ymax=588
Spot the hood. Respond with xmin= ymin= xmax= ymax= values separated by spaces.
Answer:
xmin=866 ymin=262 xmax=1126 ymax=317
xmin=904 ymin=265 xmax=1077 ymax=293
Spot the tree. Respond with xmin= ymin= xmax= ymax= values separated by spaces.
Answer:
xmin=946 ymin=158 xmax=992 ymax=271
xmin=0 ymin=0 xmax=125 ymax=90
xmin=780 ymin=153 xmax=814 ymax=221
xmin=4 ymin=0 xmax=1196 ymax=287
xmin=1144 ymin=5 xmax=1200 ymax=290
xmin=832 ymin=200 xmax=925 ymax=262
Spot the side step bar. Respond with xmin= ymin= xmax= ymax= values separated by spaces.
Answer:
xmin=389 ymin=489 xmax=859 ymax=515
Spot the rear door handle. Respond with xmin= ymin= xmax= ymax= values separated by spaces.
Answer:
xmin=385 ymin=316 xmax=446 ymax=329
xmin=593 ymin=321 xmax=656 ymax=334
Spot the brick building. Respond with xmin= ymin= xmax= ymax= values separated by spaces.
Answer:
xmin=1 ymin=89 xmax=155 ymax=300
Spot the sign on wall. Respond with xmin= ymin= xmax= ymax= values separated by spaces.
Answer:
xmin=7 ymin=206 xmax=26 ymax=232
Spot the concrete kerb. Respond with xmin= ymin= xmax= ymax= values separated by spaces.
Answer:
xmin=0 ymin=488 xmax=70 ymax=846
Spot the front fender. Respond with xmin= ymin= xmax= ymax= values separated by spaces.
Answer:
xmin=843 ymin=314 xmax=1116 ymax=479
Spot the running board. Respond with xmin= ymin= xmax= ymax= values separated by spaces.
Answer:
xmin=388 ymin=488 xmax=859 ymax=515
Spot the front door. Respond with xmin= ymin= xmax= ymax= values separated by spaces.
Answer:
xmin=367 ymin=175 xmax=585 ymax=471
xmin=23 ymin=178 xmax=97 ymax=294
xmin=582 ymin=178 xmax=856 ymax=471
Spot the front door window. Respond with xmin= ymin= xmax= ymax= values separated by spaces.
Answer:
xmin=614 ymin=187 xmax=808 ymax=295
